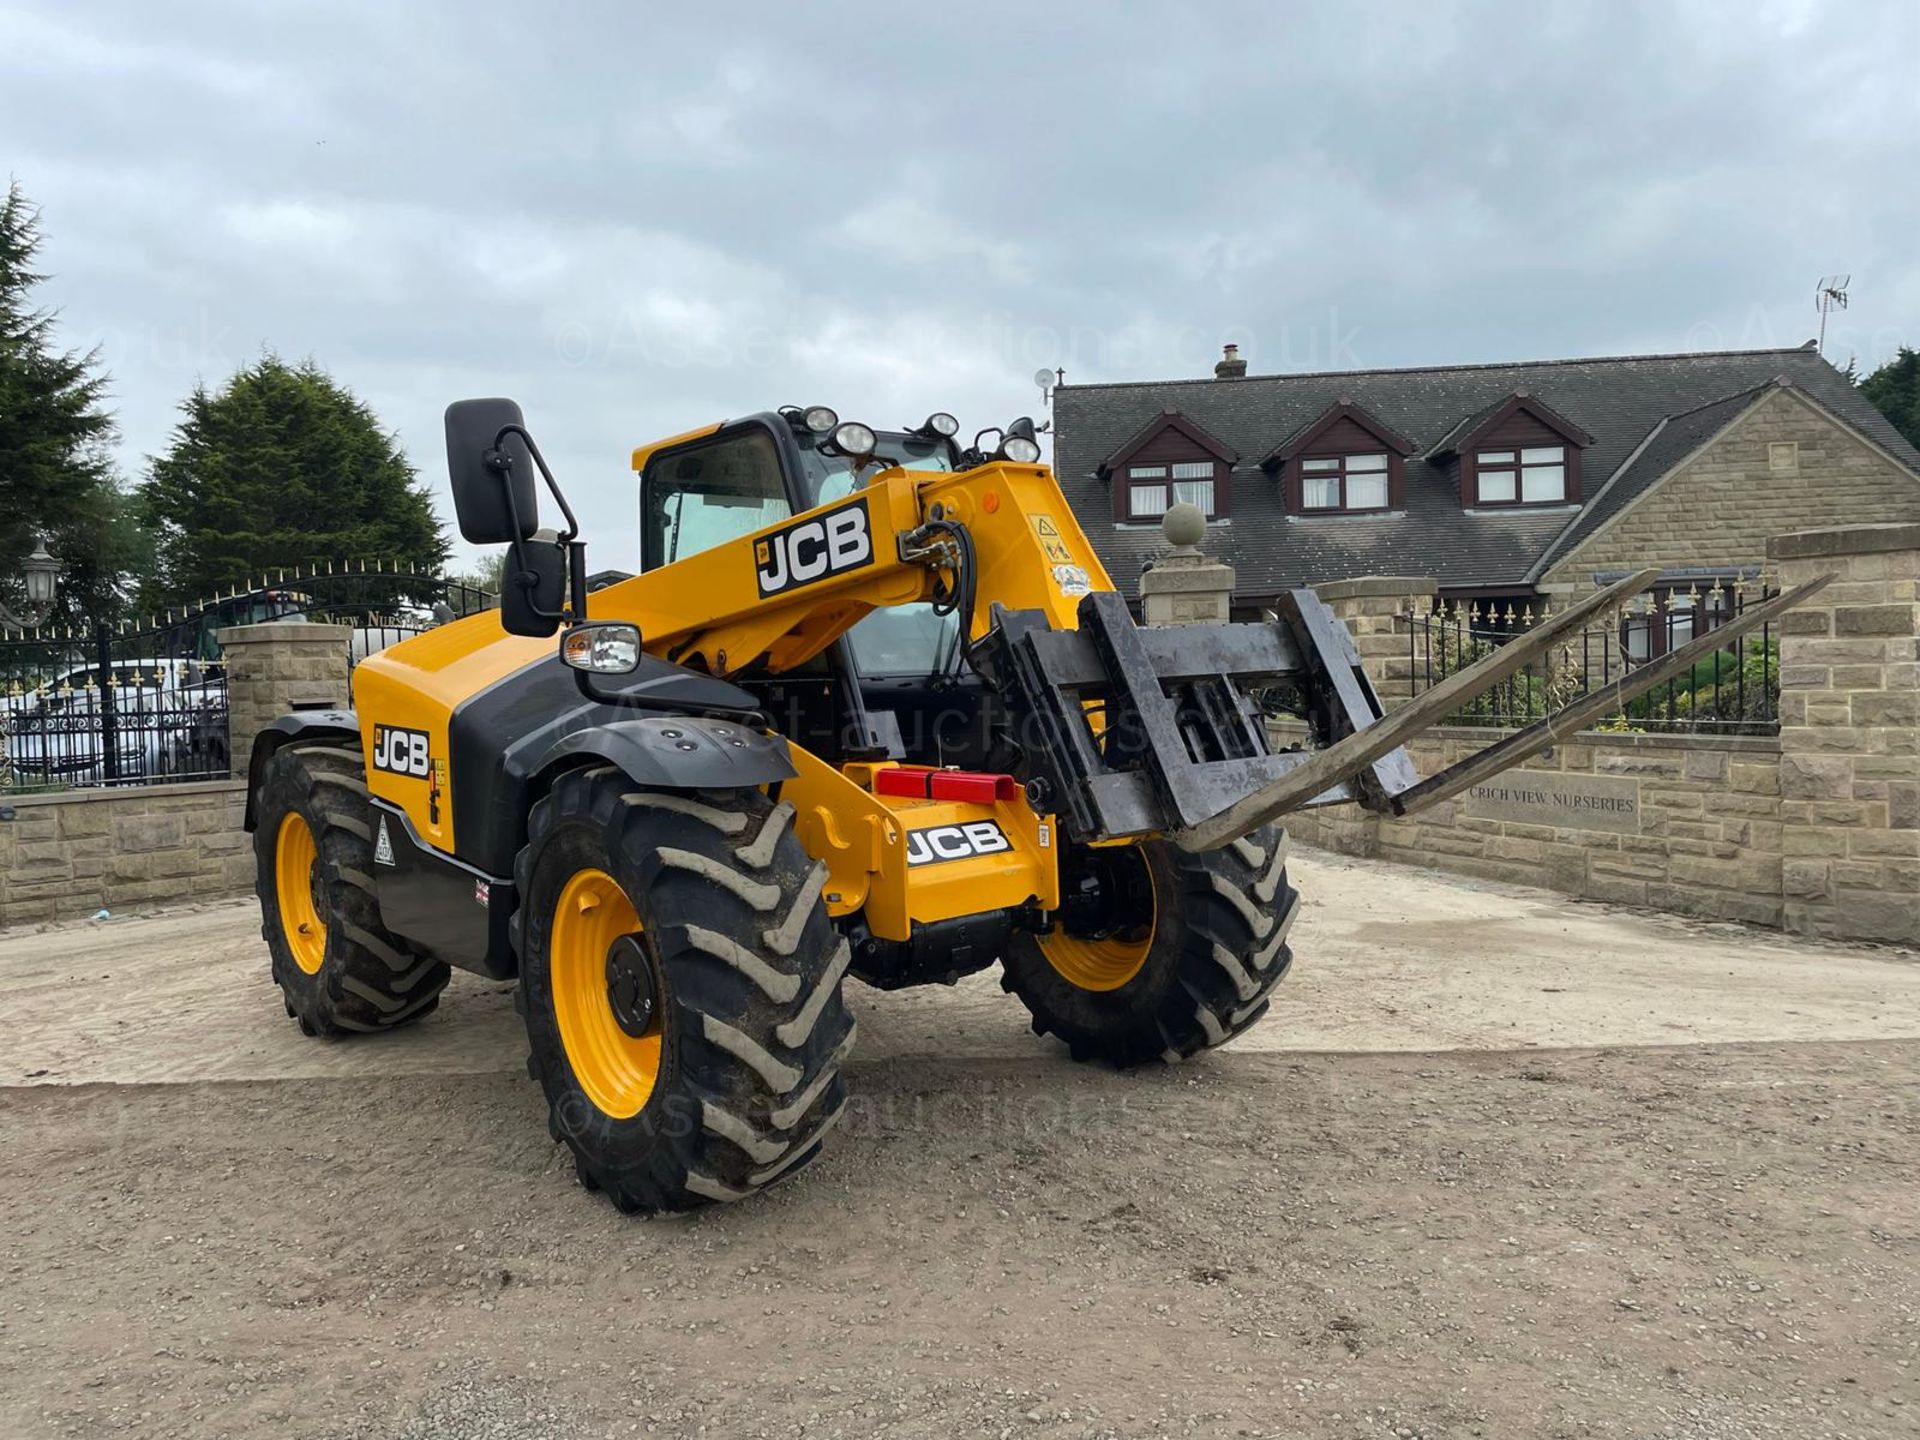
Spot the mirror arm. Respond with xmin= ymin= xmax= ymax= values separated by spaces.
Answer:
xmin=568 ymin=539 xmax=588 ymax=627
xmin=493 ymin=421 xmax=590 ymax=627
xmin=492 ymin=423 xmax=579 ymax=542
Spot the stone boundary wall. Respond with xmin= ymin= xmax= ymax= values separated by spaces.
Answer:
xmin=0 ymin=779 xmax=250 ymax=925
xmin=0 ymin=622 xmax=352 ymax=929
xmin=1286 ymin=522 xmax=1917 ymax=946
xmin=1277 ymin=722 xmax=1787 ymax=928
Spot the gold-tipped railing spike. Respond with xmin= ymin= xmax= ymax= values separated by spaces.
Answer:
xmin=1388 ymin=574 xmax=1835 ymax=819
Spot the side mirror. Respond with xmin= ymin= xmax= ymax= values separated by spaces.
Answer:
xmin=445 ymin=398 xmax=538 ymax=544
xmin=500 ymin=530 xmax=568 ymax=637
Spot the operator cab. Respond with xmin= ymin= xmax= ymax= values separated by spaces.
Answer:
xmin=635 ymin=407 xmax=996 ymax=768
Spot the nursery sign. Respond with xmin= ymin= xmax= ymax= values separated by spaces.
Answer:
xmin=1459 ymin=771 xmax=1640 ymax=834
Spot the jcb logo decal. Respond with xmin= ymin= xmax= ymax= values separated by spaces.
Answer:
xmin=756 ymin=498 xmax=874 ymax=598
xmin=905 ymin=820 xmax=1013 ymax=867
xmin=371 ymin=725 xmax=432 ymax=778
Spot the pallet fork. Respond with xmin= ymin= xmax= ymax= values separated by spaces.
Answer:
xmin=976 ymin=567 xmax=1832 ymax=853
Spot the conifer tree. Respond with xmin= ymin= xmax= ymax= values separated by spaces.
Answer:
xmin=0 ymin=180 xmax=136 ymax=624
xmin=140 ymin=355 xmax=448 ymax=607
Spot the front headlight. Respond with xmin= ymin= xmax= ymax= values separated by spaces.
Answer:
xmin=802 ymin=405 xmax=839 ymax=435
xmin=1000 ymin=435 xmax=1041 ymax=464
xmin=560 ymin=622 xmax=642 ymax=674
xmin=922 ymin=411 xmax=960 ymax=438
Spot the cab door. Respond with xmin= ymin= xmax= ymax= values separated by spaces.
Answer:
xmin=639 ymin=422 xmax=802 ymax=571
xmin=638 ymin=419 xmax=884 ymax=763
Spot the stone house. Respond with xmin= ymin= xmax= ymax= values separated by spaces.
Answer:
xmin=1051 ymin=343 xmax=1920 ymax=627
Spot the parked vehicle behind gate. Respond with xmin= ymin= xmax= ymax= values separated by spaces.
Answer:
xmin=1 ymin=568 xmax=496 ymax=794
xmin=4 ymin=658 xmax=229 ymax=787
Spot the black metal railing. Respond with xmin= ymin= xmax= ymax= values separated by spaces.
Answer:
xmin=1409 ymin=579 xmax=1780 ymax=734
xmin=2 ymin=564 xmax=496 ymax=793
xmin=1 ymin=625 xmax=230 ymax=791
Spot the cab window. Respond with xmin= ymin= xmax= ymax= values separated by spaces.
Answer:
xmin=800 ymin=433 xmax=954 ymax=507
xmin=642 ymin=429 xmax=792 ymax=570
xmin=845 ymin=602 xmax=961 ymax=676
xmin=637 ymin=422 xmax=960 ymax=679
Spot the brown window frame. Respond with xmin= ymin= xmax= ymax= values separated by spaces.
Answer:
xmin=1123 ymin=458 xmax=1220 ymax=522
xmin=1298 ymin=451 xmax=1391 ymax=513
xmin=1471 ymin=444 xmax=1569 ymax=507
xmin=1621 ymin=584 xmax=1736 ymax=663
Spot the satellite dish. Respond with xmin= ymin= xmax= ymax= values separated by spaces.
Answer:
xmin=1033 ymin=368 xmax=1055 ymax=390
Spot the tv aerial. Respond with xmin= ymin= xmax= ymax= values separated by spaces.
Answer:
xmin=1815 ymin=275 xmax=1850 ymax=356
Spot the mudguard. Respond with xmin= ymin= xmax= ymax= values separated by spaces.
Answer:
xmin=242 ymin=710 xmax=360 ymax=831
xmin=531 ymin=715 xmax=795 ymax=795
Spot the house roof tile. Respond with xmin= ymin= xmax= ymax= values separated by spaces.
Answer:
xmin=1053 ymin=345 xmax=1920 ymax=596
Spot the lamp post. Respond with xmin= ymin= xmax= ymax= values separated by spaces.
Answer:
xmin=0 ymin=535 xmax=60 ymax=792
xmin=1 ymin=535 xmax=61 ymax=630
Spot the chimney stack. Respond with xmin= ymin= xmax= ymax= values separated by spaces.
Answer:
xmin=1214 ymin=343 xmax=1247 ymax=380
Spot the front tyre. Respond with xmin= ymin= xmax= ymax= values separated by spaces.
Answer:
xmin=253 ymin=743 xmax=450 ymax=1036
xmin=512 ymin=766 xmax=854 ymax=1213
xmin=1000 ymin=829 xmax=1298 ymax=1066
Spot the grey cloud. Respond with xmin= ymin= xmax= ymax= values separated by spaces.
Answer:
xmin=3 ymin=0 xmax=1916 ymax=573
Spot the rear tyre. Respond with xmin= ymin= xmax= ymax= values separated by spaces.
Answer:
xmin=253 ymin=743 xmax=450 ymax=1036
xmin=511 ymin=766 xmax=854 ymax=1213
xmin=1000 ymin=828 xmax=1298 ymax=1066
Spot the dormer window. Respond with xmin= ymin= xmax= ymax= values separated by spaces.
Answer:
xmin=1301 ymin=452 xmax=1389 ymax=512
xmin=1425 ymin=392 xmax=1592 ymax=508
xmin=1126 ymin=460 xmax=1217 ymax=519
xmin=1473 ymin=444 xmax=1567 ymax=505
xmin=1098 ymin=410 xmax=1240 ymax=524
xmin=1264 ymin=399 xmax=1416 ymax=516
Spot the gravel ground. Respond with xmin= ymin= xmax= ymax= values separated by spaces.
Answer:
xmin=3 ymin=850 xmax=1918 ymax=1439
xmin=3 ymin=1041 xmax=1917 ymax=1439
xmin=6 ymin=852 xmax=1920 ymax=1089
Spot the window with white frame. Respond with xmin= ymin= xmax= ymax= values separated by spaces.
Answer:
xmin=1299 ymin=452 xmax=1389 ymax=512
xmin=1475 ymin=445 xmax=1566 ymax=505
xmin=1127 ymin=459 xmax=1217 ymax=519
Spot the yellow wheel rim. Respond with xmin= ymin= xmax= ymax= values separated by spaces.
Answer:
xmin=1039 ymin=854 xmax=1156 ymax=992
xmin=550 ymin=868 xmax=660 ymax=1120
xmin=275 ymin=811 xmax=327 ymax=976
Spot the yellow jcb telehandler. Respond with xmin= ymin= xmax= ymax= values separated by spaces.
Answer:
xmin=244 ymin=400 xmax=1825 ymax=1212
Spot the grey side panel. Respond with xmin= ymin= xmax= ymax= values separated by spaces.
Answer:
xmin=448 ymin=652 xmax=766 ymax=877
xmin=370 ymin=802 xmax=516 ymax=980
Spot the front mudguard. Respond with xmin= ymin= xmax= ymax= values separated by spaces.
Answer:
xmin=242 ymin=711 xmax=360 ymax=831
xmin=530 ymin=715 xmax=796 ymax=796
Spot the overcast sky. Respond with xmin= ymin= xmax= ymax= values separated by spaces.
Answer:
xmin=5 ymin=0 xmax=1917 ymax=572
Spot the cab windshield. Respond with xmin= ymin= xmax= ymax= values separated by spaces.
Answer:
xmin=639 ymin=422 xmax=964 ymax=678
xmin=797 ymin=430 xmax=956 ymax=507
xmin=794 ymin=431 xmax=961 ymax=675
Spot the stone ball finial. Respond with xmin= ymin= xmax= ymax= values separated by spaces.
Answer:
xmin=1162 ymin=501 xmax=1207 ymax=550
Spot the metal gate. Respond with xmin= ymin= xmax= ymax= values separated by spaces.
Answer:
xmin=2 ymin=564 xmax=496 ymax=792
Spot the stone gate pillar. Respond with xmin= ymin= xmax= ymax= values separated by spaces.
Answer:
xmin=1311 ymin=576 xmax=1439 ymax=712
xmin=1139 ymin=505 xmax=1235 ymax=626
xmin=1769 ymin=523 xmax=1919 ymax=944
xmin=218 ymin=623 xmax=355 ymax=781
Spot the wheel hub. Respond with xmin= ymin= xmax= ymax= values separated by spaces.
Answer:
xmin=604 ymin=934 xmax=655 ymax=1038
xmin=1039 ymin=843 xmax=1158 ymax=992
xmin=1058 ymin=844 xmax=1154 ymax=942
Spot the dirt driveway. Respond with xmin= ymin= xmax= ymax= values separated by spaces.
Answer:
xmin=2 ymin=850 xmax=1917 ymax=1439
